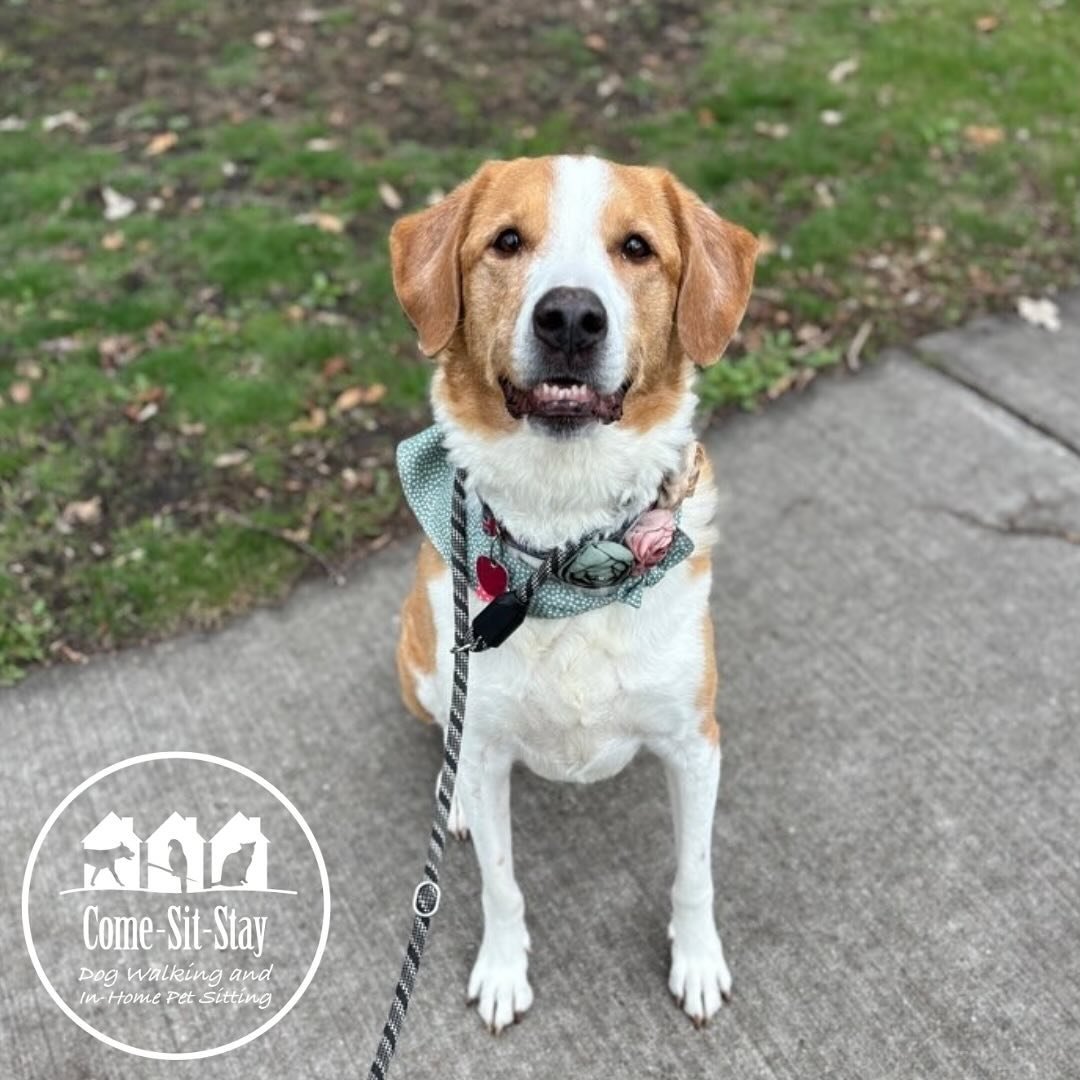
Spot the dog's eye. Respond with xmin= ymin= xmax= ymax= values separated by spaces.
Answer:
xmin=492 ymin=228 xmax=522 ymax=255
xmin=622 ymin=234 xmax=652 ymax=261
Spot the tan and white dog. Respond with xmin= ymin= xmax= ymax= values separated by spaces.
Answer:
xmin=391 ymin=155 xmax=758 ymax=1032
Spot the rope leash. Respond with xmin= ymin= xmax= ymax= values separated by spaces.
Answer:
xmin=367 ymin=469 xmax=565 ymax=1080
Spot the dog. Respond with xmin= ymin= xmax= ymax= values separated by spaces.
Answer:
xmin=84 ymin=843 xmax=135 ymax=887
xmin=391 ymin=155 xmax=758 ymax=1032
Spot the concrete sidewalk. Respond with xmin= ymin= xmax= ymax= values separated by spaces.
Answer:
xmin=2 ymin=297 xmax=1079 ymax=1079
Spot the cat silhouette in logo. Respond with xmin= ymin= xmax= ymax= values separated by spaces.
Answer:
xmin=212 ymin=842 xmax=255 ymax=888
xmin=84 ymin=843 xmax=134 ymax=887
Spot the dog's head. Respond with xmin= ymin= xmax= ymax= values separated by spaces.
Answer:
xmin=390 ymin=155 xmax=758 ymax=440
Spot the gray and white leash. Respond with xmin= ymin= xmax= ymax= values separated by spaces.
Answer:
xmin=367 ymin=468 xmax=565 ymax=1080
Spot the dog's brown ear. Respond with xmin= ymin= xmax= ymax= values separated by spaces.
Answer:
xmin=667 ymin=178 xmax=759 ymax=367
xmin=389 ymin=169 xmax=485 ymax=357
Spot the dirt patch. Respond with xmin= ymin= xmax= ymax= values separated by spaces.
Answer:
xmin=1 ymin=0 xmax=709 ymax=153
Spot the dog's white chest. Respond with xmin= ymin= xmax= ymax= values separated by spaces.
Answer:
xmin=458 ymin=570 xmax=706 ymax=783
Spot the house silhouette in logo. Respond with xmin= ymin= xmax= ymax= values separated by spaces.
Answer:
xmin=82 ymin=813 xmax=141 ymax=890
xmin=209 ymin=813 xmax=269 ymax=890
xmin=146 ymin=812 xmax=205 ymax=893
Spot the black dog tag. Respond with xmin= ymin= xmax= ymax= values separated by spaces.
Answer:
xmin=470 ymin=592 xmax=528 ymax=650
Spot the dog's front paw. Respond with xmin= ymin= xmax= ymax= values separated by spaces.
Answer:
xmin=466 ymin=932 xmax=533 ymax=1034
xmin=668 ymin=923 xmax=732 ymax=1027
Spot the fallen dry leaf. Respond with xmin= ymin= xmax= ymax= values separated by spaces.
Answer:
xmin=367 ymin=24 xmax=392 ymax=48
xmin=62 ymin=496 xmax=103 ymax=527
xmin=294 ymin=210 xmax=346 ymax=234
xmin=41 ymin=335 xmax=81 ymax=356
xmin=696 ymin=107 xmax=716 ymax=129
xmin=289 ymin=407 xmax=328 ymax=434
xmin=321 ymin=355 xmax=348 ymax=379
xmin=333 ymin=384 xmax=386 ymax=412
xmin=846 ymin=319 xmax=874 ymax=371
xmin=820 ymin=109 xmax=844 ymax=127
xmin=179 ymin=421 xmax=206 ymax=437
xmin=828 ymin=57 xmax=859 ymax=84
xmin=253 ymin=29 xmax=276 ymax=48
xmin=596 ymin=73 xmax=622 ymax=99
xmin=51 ymin=641 xmax=89 ymax=665
xmin=145 ymin=319 xmax=170 ymax=346
xmin=98 ymin=334 xmax=141 ymax=370
xmin=1017 ymin=296 xmax=1061 ymax=332
xmin=123 ymin=385 xmax=166 ymax=423
xmin=584 ymin=32 xmax=607 ymax=51
xmin=16 ymin=360 xmax=43 ymax=380
xmin=101 ymin=230 xmax=125 ymax=251
xmin=42 ymin=109 xmax=89 ymax=134
xmin=963 ymin=124 xmax=1005 ymax=148
xmin=305 ymin=137 xmax=338 ymax=152
xmin=213 ymin=449 xmax=250 ymax=469
xmin=144 ymin=131 xmax=178 ymax=157
xmin=754 ymin=120 xmax=790 ymax=140
xmin=766 ymin=371 xmax=799 ymax=400
xmin=0 ymin=115 xmax=28 ymax=132
xmin=974 ymin=14 xmax=1000 ymax=32
xmin=101 ymin=186 xmax=136 ymax=221
xmin=377 ymin=181 xmax=403 ymax=211
xmin=9 ymin=381 xmax=32 ymax=405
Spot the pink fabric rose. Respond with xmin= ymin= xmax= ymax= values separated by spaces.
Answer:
xmin=626 ymin=508 xmax=676 ymax=575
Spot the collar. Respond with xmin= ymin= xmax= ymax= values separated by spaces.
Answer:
xmin=396 ymin=425 xmax=697 ymax=618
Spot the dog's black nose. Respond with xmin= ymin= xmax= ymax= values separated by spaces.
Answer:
xmin=532 ymin=287 xmax=608 ymax=357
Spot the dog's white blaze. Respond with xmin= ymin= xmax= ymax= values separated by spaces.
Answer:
xmin=511 ymin=155 xmax=631 ymax=394
xmin=437 ymin=154 xmax=695 ymax=550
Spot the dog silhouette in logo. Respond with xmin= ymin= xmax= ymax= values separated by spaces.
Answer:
xmin=212 ymin=842 xmax=255 ymax=888
xmin=84 ymin=843 xmax=134 ymax=887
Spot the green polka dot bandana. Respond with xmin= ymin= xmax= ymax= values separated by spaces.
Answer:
xmin=396 ymin=425 xmax=694 ymax=619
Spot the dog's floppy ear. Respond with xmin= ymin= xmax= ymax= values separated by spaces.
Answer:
xmin=667 ymin=178 xmax=759 ymax=367
xmin=389 ymin=168 xmax=487 ymax=357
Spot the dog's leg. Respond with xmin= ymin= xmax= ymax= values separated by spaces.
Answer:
xmin=434 ymin=771 xmax=469 ymax=840
xmin=655 ymin=736 xmax=731 ymax=1025
xmin=458 ymin=740 xmax=532 ymax=1033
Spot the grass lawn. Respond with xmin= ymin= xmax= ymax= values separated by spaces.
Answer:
xmin=1 ymin=0 xmax=1077 ymax=683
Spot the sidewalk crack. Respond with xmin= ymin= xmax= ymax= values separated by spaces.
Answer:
xmin=914 ymin=350 xmax=1080 ymax=464
xmin=928 ymin=498 xmax=1080 ymax=548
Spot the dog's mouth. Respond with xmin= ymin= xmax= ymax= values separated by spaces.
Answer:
xmin=499 ymin=376 xmax=628 ymax=425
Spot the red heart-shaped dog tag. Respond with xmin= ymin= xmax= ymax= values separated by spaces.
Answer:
xmin=476 ymin=556 xmax=509 ymax=602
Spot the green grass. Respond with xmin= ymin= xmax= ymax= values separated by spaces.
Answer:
xmin=1 ymin=0 xmax=1077 ymax=683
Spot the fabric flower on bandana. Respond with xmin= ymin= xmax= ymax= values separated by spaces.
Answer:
xmin=560 ymin=540 xmax=634 ymax=589
xmin=625 ymin=508 xmax=676 ymax=575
